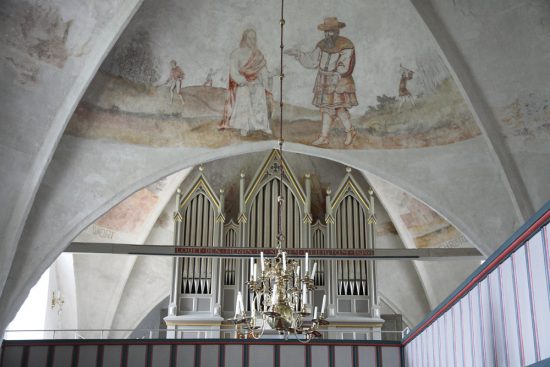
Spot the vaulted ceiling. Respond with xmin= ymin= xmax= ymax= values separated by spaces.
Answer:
xmin=0 ymin=0 xmax=549 ymax=334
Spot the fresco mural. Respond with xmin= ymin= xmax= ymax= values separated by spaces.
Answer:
xmin=64 ymin=0 xmax=482 ymax=149
xmin=286 ymin=17 xmax=358 ymax=146
xmin=218 ymin=28 xmax=274 ymax=136
xmin=368 ymin=174 xmax=473 ymax=250
xmin=159 ymin=60 xmax=186 ymax=105
xmin=76 ymin=170 xmax=188 ymax=243
xmin=499 ymin=93 xmax=550 ymax=140
xmin=399 ymin=196 xmax=469 ymax=249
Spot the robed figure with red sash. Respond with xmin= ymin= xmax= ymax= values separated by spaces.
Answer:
xmin=218 ymin=29 xmax=272 ymax=136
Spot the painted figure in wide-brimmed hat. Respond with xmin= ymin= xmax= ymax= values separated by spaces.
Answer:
xmin=287 ymin=17 xmax=358 ymax=146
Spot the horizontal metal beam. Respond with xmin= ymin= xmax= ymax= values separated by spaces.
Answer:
xmin=66 ymin=242 xmax=482 ymax=260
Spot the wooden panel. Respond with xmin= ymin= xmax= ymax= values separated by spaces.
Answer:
xmin=103 ymin=345 xmax=122 ymax=367
xmin=224 ymin=345 xmax=242 ymax=367
xmin=279 ymin=345 xmax=305 ymax=367
xmin=357 ymin=346 xmax=376 ymax=367
xmin=77 ymin=346 xmax=97 ymax=367
xmin=175 ymin=345 xmax=195 ymax=367
xmin=127 ymin=345 xmax=147 ymax=367
xmin=460 ymin=297 xmax=473 ymax=367
xmin=249 ymin=345 xmax=273 ymax=367
xmin=52 ymin=346 xmax=73 ymax=367
xmin=27 ymin=346 xmax=48 ymax=367
xmin=513 ymin=247 xmax=537 ymax=365
xmin=452 ymin=303 xmax=464 ymax=367
xmin=403 ymin=221 xmax=550 ymax=367
xmin=500 ymin=258 xmax=522 ymax=366
xmin=310 ymin=346 xmax=329 ymax=367
xmin=151 ymin=345 xmax=171 ymax=367
xmin=0 ymin=346 xmax=23 ymax=367
xmin=200 ymin=345 xmax=219 ymax=367
xmin=528 ymin=232 xmax=550 ymax=360
xmin=334 ymin=346 xmax=353 ymax=367
xmin=381 ymin=347 xmax=401 ymax=367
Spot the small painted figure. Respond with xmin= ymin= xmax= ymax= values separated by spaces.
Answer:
xmin=286 ymin=17 xmax=358 ymax=146
xmin=398 ymin=66 xmax=415 ymax=112
xmin=218 ymin=29 xmax=272 ymax=136
xmin=203 ymin=68 xmax=215 ymax=87
xmin=161 ymin=60 xmax=185 ymax=105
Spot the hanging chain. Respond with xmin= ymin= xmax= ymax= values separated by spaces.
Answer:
xmin=276 ymin=0 xmax=285 ymax=250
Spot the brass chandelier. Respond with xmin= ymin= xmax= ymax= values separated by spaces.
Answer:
xmin=228 ymin=0 xmax=329 ymax=342
xmin=230 ymin=251 xmax=328 ymax=341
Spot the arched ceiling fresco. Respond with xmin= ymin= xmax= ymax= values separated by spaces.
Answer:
xmin=65 ymin=0 xmax=481 ymax=149
xmin=0 ymin=0 xmax=548 ymax=338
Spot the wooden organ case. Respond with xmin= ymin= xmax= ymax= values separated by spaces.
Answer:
xmin=165 ymin=151 xmax=382 ymax=338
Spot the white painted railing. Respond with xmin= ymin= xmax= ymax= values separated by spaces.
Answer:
xmin=4 ymin=328 xmax=407 ymax=340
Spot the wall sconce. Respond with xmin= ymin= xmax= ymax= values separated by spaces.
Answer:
xmin=51 ymin=291 xmax=64 ymax=311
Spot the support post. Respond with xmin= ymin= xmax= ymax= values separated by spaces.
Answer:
xmin=170 ymin=188 xmax=183 ymax=316
xmin=368 ymin=188 xmax=378 ymax=317
xmin=325 ymin=187 xmax=336 ymax=315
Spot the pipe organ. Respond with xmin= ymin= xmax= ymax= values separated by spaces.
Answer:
xmin=166 ymin=151 xmax=381 ymax=338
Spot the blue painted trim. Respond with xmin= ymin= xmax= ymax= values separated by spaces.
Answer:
xmin=96 ymin=345 xmax=103 ymax=367
xmin=243 ymin=344 xmax=248 ymax=367
xmin=274 ymin=344 xmax=279 ymax=367
xmin=375 ymin=346 xmax=382 ymax=367
xmin=195 ymin=344 xmax=201 ymax=367
xmin=46 ymin=345 xmax=54 ymax=367
xmin=218 ymin=344 xmax=224 ymax=367
xmin=145 ymin=344 xmax=151 ymax=367
xmin=170 ymin=344 xmax=177 ymax=367
xmin=121 ymin=345 xmax=128 ymax=367
xmin=403 ymin=200 xmax=550 ymax=344
xmin=71 ymin=345 xmax=79 ymax=367
xmin=526 ymin=357 xmax=550 ymax=366
xmin=23 ymin=345 xmax=29 ymax=367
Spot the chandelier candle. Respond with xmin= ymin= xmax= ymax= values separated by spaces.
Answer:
xmin=260 ymin=252 xmax=265 ymax=272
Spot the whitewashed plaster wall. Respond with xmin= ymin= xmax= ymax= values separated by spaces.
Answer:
xmin=373 ymin=207 xmax=431 ymax=327
xmin=367 ymin=173 xmax=480 ymax=309
xmin=409 ymin=0 xmax=550 ymax=220
xmin=0 ymin=0 xmax=145 ymax=337
xmin=1 ymin=0 xmax=549 ymax=340
xmin=71 ymin=171 xmax=187 ymax=333
xmin=76 ymin=191 xmax=176 ymax=336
